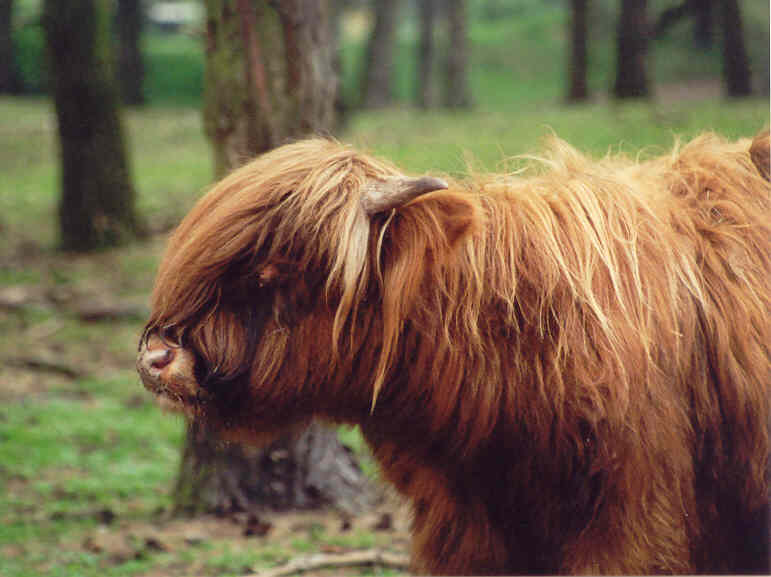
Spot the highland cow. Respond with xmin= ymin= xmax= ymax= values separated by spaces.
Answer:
xmin=138 ymin=132 xmax=770 ymax=575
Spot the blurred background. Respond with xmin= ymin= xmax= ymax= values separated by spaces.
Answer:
xmin=0 ymin=1 xmax=768 ymax=576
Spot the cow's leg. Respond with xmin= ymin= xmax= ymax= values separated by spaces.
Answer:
xmin=367 ymin=439 xmax=510 ymax=574
xmin=407 ymin=470 xmax=510 ymax=575
xmin=559 ymin=476 xmax=694 ymax=574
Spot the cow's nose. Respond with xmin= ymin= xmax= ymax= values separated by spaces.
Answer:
xmin=142 ymin=347 xmax=175 ymax=373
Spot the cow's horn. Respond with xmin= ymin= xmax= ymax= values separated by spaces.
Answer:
xmin=361 ymin=176 xmax=448 ymax=215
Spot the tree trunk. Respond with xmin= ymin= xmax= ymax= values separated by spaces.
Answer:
xmin=0 ymin=0 xmax=20 ymax=93
xmin=174 ymin=422 xmax=372 ymax=515
xmin=692 ymin=0 xmax=713 ymax=48
xmin=719 ymin=0 xmax=751 ymax=97
xmin=567 ymin=0 xmax=589 ymax=102
xmin=362 ymin=0 xmax=399 ymax=109
xmin=330 ymin=0 xmax=347 ymax=125
xmin=444 ymin=0 xmax=471 ymax=108
xmin=43 ymin=0 xmax=142 ymax=251
xmin=203 ymin=0 xmax=336 ymax=175
xmin=416 ymin=0 xmax=436 ymax=108
xmin=176 ymin=0 xmax=371 ymax=516
xmin=276 ymin=1 xmax=337 ymax=136
xmin=613 ymin=0 xmax=649 ymax=99
xmin=117 ymin=0 xmax=144 ymax=105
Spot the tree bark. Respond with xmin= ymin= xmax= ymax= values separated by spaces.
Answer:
xmin=416 ymin=0 xmax=436 ymax=108
xmin=117 ymin=0 xmax=144 ymax=105
xmin=177 ymin=0 xmax=371 ymax=516
xmin=276 ymin=1 xmax=337 ymax=136
xmin=362 ymin=0 xmax=399 ymax=109
xmin=567 ymin=0 xmax=589 ymax=102
xmin=444 ymin=0 xmax=471 ymax=108
xmin=0 ymin=0 xmax=20 ymax=93
xmin=613 ymin=0 xmax=649 ymax=99
xmin=43 ymin=0 xmax=143 ymax=251
xmin=203 ymin=0 xmax=336 ymax=175
xmin=719 ymin=0 xmax=751 ymax=97
xmin=174 ymin=422 xmax=372 ymax=515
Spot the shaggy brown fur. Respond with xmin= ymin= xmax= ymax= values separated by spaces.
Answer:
xmin=138 ymin=132 xmax=770 ymax=575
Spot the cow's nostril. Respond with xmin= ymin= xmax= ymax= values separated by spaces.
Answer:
xmin=147 ymin=348 xmax=175 ymax=371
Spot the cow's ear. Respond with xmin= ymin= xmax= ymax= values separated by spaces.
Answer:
xmin=416 ymin=191 xmax=480 ymax=250
xmin=369 ymin=190 xmax=479 ymax=406
xmin=374 ymin=190 xmax=479 ymax=318
xmin=377 ymin=190 xmax=479 ymax=268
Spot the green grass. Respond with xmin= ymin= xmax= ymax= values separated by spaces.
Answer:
xmin=0 ymin=374 xmax=184 ymax=576
xmin=0 ymin=374 xmax=182 ymax=514
xmin=344 ymin=99 xmax=769 ymax=175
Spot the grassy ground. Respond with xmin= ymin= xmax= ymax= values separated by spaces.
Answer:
xmin=1 ymin=3 xmax=769 ymax=576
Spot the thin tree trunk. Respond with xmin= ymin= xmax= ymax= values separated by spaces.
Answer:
xmin=416 ymin=0 xmax=436 ymax=108
xmin=330 ymin=0 xmax=347 ymax=125
xmin=567 ymin=0 xmax=589 ymax=102
xmin=44 ymin=0 xmax=142 ymax=251
xmin=613 ymin=0 xmax=649 ymax=99
xmin=180 ymin=0 xmax=371 ymax=516
xmin=0 ymin=0 xmax=20 ymax=93
xmin=362 ymin=0 xmax=399 ymax=109
xmin=117 ymin=0 xmax=144 ymax=105
xmin=719 ymin=0 xmax=751 ymax=97
xmin=693 ymin=0 xmax=713 ymax=48
xmin=444 ymin=0 xmax=471 ymax=108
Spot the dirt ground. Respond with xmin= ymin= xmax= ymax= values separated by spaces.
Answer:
xmin=82 ymin=504 xmax=412 ymax=576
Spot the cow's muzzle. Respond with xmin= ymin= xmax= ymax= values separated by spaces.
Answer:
xmin=137 ymin=334 xmax=200 ymax=412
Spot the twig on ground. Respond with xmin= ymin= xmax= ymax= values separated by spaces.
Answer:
xmin=247 ymin=549 xmax=410 ymax=577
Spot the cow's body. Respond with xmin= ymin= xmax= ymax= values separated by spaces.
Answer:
xmin=139 ymin=134 xmax=770 ymax=574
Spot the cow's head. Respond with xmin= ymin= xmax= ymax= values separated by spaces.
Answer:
xmin=137 ymin=139 xmax=478 ymax=441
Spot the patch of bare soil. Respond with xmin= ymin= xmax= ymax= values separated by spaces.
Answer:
xmin=76 ymin=499 xmax=411 ymax=577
